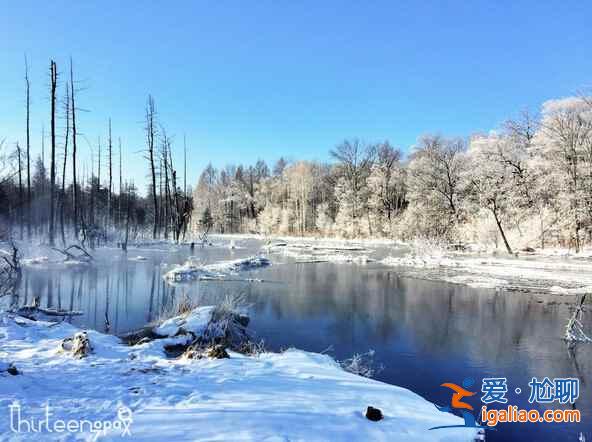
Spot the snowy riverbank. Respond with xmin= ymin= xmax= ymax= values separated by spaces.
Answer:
xmin=0 ymin=309 xmax=478 ymax=441
xmin=220 ymin=233 xmax=592 ymax=294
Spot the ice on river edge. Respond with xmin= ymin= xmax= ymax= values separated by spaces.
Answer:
xmin=0 ymin=310 xmax=477 ymax=441
xmin=381 ymin=253 xmax=592 ymax=293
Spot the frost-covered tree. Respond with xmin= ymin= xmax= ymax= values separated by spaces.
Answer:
xmin=404 ymin=135 xmax=467 ymax=239
xmin=464 ymin=134 xmax=532 ymax=254
xmin=367 ymin=142 xmax=406 ymax=236
xmin=330 ymin=140 xmax=376 ymax=238
xmin=536 ymin=97 xmax=592 ymax=252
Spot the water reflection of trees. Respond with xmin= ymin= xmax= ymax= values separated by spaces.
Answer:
xmin=12 ymin=248 xmax=592 ymax=432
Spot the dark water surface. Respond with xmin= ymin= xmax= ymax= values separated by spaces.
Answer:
xmin=9 ymin=238 xmax=591 ymax=441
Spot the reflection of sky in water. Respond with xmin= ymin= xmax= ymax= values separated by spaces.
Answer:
xmin=8 ymin=239 xmax=591 ymax=442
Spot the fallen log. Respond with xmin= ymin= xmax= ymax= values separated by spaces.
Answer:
xmin=15 ymin=305 xmax=84 ymax=321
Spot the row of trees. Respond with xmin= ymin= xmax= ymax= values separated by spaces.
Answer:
xmin=0 ymin=59 xmax=193 ymax=247
xmin=192 ymin=96 xmax=592 ymax=253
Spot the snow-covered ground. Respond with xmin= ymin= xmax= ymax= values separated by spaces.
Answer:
xmin=0 ymin=311 xmax=477 ymax=441
xmin=382 ymin=251 xmax=592 ymax=294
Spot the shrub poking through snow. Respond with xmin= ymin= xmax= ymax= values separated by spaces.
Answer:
xmin=339 ymin=350 xmax=382 ymax=378
xmin=237 ymin=339 xmax=267 ymax=356
xmin=152 ymin=294 xmax=255 ymax=359
xmin=194 ymin=294 xmax=251 ymax=351
xmin=60 ymin=331 xmax=93 ymax=358
xmin=184 ymin=344 xmax=230 ymax=360
xmin=0 ymin=241 xmax=21 ymax=299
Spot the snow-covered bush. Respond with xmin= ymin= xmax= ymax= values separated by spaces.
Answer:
xmin=339 ymin=349 xmax=383 ymax=378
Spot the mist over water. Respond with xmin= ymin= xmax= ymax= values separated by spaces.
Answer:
xmin=8 ymin=239 xmax=591 ymax=441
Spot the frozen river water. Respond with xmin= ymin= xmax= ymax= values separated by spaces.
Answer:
xmin=9 ymin=237 xmax=591 ymax=441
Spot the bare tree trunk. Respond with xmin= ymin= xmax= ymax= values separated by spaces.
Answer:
xmin=123 ymin=183 xmax=132 ymax=251
xmin=118 ymin=137 xmax=122 ymax=229
xmin=49 ymin=60 xmax=57 ymax=247
xmin=159 ymin=156 xmax=164 ymax=238
xmin=491 ymin=203 xmax=513 ymax=254
xmin=162 ymin=138 xmax=170 ymax=240
xmin=60 ymin=84 xmax=70 ymax=247
xmin=145 ymin=96 xmax=158 ymax=239
xmin=96 ymin=137 xmax=101 ymax=238
xmin=70 ymin=58 xmax=79 ymax=234
xmin=16 ymin=143 xmax=23 ymax=240
xmin=108 ymin=118 xmax=113 ymax=229
xmin=25 ymin=56 xmax=32 ymax=240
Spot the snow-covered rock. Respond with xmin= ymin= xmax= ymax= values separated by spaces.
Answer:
xmin=164 ymin=256 xmax=271 ymax=282
xmin=153 ymin=306 xmax=215 ymax=337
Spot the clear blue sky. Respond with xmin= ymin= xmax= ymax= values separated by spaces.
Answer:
xmin=1 ymin=1 xmax=591 ymax=192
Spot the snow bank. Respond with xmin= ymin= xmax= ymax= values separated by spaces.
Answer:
xmin=382 ymin=253 xmax=592 ymax=293
xmin=164 ymin=256 xmax=271 ymax=282
xmin=0 ymin=312 xmax=476 ymax=441
xmin=265 ymin=240 xmax=376 ymax=265
xmin=211 ymin=233 xmax=402 ymax=247
xmin=382 ymin=255 xmax=459 ymax=269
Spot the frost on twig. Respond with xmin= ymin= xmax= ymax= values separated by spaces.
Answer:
xmin=564 ymin=294 xmax=592 ymax=343
xmin=339 ymin=350 xmax=383 ymax=378
xmin=0 ymin=241 xmax=21 ymax=299
xmin=195 ymin=294 xmax=251 ymax=350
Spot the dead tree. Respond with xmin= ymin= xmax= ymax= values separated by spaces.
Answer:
xmin=16 ymin=143 xmax=24 ymax=240
xmin=161 ymin=130 xmax=171 ymax=239
xmin=60 ymin=84 xmax=70 ymax=247
xmin=118 ymin=137 xmax=122 ymax=228
xmin=70 ymin=58 xmax=79 ymax=234
xmin=123 ymin=182 xmax=135 ymax=251
xmin=145 ymin=95 xmax=158 ymax=239
xmin=49 ymin=60 xmax=57 ymax=246
xmin=108 ymin=118 xmax=113 ymax=227
xmin=183 ymin=133 xmax=187 ymax=197
xmin=24 ymin=56 xmax=32 ymax=240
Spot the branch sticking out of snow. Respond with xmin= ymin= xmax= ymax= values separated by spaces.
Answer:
xmin=339 ymin=349 xmax=383 ymax=378
xmin=564 ymin=294 xmax=592 ymax=343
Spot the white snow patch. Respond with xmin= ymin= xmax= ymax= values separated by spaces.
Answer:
xmin=0 ymin=312 xmax=476 ymax=441
xmin=382 ymin=253 xmax=592 ymax=293
xmin=20 ymin=256 xmax=49 ymax=266
xmin=154 ymin=306 xmax=215 ymax=337
xmin=164 ymin=256 xmax=271 ymax=282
